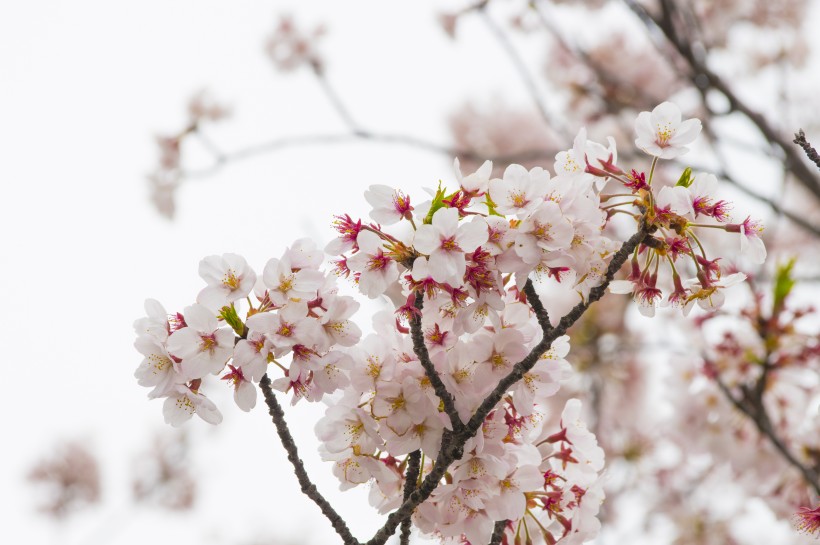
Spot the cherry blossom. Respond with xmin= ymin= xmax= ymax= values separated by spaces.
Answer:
xmin=635 ymin=101 xmax=702 ymax=159
xmin=364 ymin=185 xmax=413 ymax=225
xmin=196 ymin=253 xmax=256 ymax=310
xmin=134 ymin=101 xmax=773 ymax=545
xmin=489 ymin=163 xmax=550 ymax=218
xmin=163 ymin=384 xmax=222 ymax=427
xmin=412 ymin=207 xmax=487 ymax=284
xmin=166 ymin=304 xmax=233 ymax=380
xmin=346 ymin=230 xmax=399 ymax=298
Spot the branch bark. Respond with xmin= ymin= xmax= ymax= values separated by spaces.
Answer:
xmin=259 ymin=375 xmax=361 ymax=545
xmin=410 ymin=291 xmax=465 ymax=433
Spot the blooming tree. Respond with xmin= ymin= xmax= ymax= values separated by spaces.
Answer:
xmin=133 ymin=101 xmax=796 ymax=544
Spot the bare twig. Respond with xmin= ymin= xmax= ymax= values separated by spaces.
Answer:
xmin=311 ymin=61 xmax=363 ymax=134
xmin=182 ymin=131 xmax=560 ymax=179
xmin=476 ymin=4 xmax=569 ymax=138
xmin=794 ymin=129 xmax=820 ymax=172
xmin=259 ymin=375 xmax=360 ymax=545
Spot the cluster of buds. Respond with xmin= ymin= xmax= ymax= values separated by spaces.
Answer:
xmin=135 ymin=102 xmax=766 ymax=544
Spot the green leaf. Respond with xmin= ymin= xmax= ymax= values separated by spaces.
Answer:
xmin=772 ymin=258 xmax=796 ymax=313
xmin=484 ymin=194 xmax=503 ymax=217
xmin=423 ymin=181 xmax=447 ymax=224
xmin=675 ymin=167 xmax=694 ymax=188
xmin=219 ymin=304 xmax=245 ymax=337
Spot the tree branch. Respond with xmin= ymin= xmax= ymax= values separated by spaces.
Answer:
xmin=489 ymin=520 xmax=508 ymax=545
xmin=182 ymin=131 xmax=560 ymax=180
xmin=259 ymin=375 xmax=360 ymax=545
xmin=476 ymin=4 xmax=569 ymax=138
xmin=399 ymin=450 xmax=422 ymax=545
xmin=714 ymin=376 xmax=820 ymax=496
xmin=410 ymin=291 xmax=465 ymax=433
xmin=794 ymin=129 xmax=820 ymax=172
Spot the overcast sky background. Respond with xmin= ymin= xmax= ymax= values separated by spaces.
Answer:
xmin=2 ymin=1 xmax=819 ymax=544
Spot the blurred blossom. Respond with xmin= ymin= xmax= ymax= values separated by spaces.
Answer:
xmin=266 ymin=15 xmax=326 ymax=73
xmin=448 ymin=101 xmax=561 ymax=175
xmin=132 ymin=430 xmax=196 ymax=510
xmin=27 ymin=441 xmax=101 ymax=519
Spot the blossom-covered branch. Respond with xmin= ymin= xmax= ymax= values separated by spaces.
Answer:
xmin=135 ymin=102 xmax=766 ymax=545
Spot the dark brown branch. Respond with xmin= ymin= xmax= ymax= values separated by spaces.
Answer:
xmin=410 ymin=291 xmax=466 ymax=432
xmin=366 ymin=222 xmax=649 ymax=545
xmin=794 ymin=129 xmax=820 ymax=172
xmin=259 ymin=375 xmax=360 ymax=545
xmin=399 ymin=450 xmax=422 ymax=545
xmin=488 ymin=520 xmax=508 ymax=545
xmin=522 ymin=280 xmax=552 ymax=334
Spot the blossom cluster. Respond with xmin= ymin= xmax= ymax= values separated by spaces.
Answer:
xmin=134 ymin=102 xmax=766 ymax=544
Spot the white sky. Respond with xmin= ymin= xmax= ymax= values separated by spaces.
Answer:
xmin=2 ymin=1 xmax=818 ymax=545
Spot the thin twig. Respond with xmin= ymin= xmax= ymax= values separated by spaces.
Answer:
xmin=259 ymin=375 xmax=360 ymax=545
xmin=794 ymin=129 xmax=820 ymax=172
xmin=182 ymin=131 xmax=560 ymax=179
xmin=311 ymin=62 xmax=363 ymax=134
xmin=476 ymin=5 xmax=569 ymax=139
xmin=410 ymin=291 xmax=465 ymax=432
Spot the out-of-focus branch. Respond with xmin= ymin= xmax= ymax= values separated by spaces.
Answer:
xmin=475 ymin=3 xmax=569 ymax=138
xmin=624 ymin=0 xmax=820 ymax=202
xmin=714 ymin=375 xmax=820 ymax=496
xmin=694 ymin=121 xmax=820 ymax=239
xmin=183 ymin=131 xmax=559 ymax=179
xmin=259 ymin=375 xmax=360 ymax=545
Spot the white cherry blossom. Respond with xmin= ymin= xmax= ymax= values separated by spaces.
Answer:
xmin=196 ymin=253 xmax=256 ymax=310
xmin=166 ymin=304 xmax=234 ymax=380
xmin=412 ymin=207 xmax=487 ymax=284
xmin=635 ymin=101 xmax=702 ymax=159
xmin=163 ymin=385 xmax=223 ymax=427
xmin=346 ymin=230 xmax=399 ymax=298
xmin=489 ymin=163 xmax=549 ymax=218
